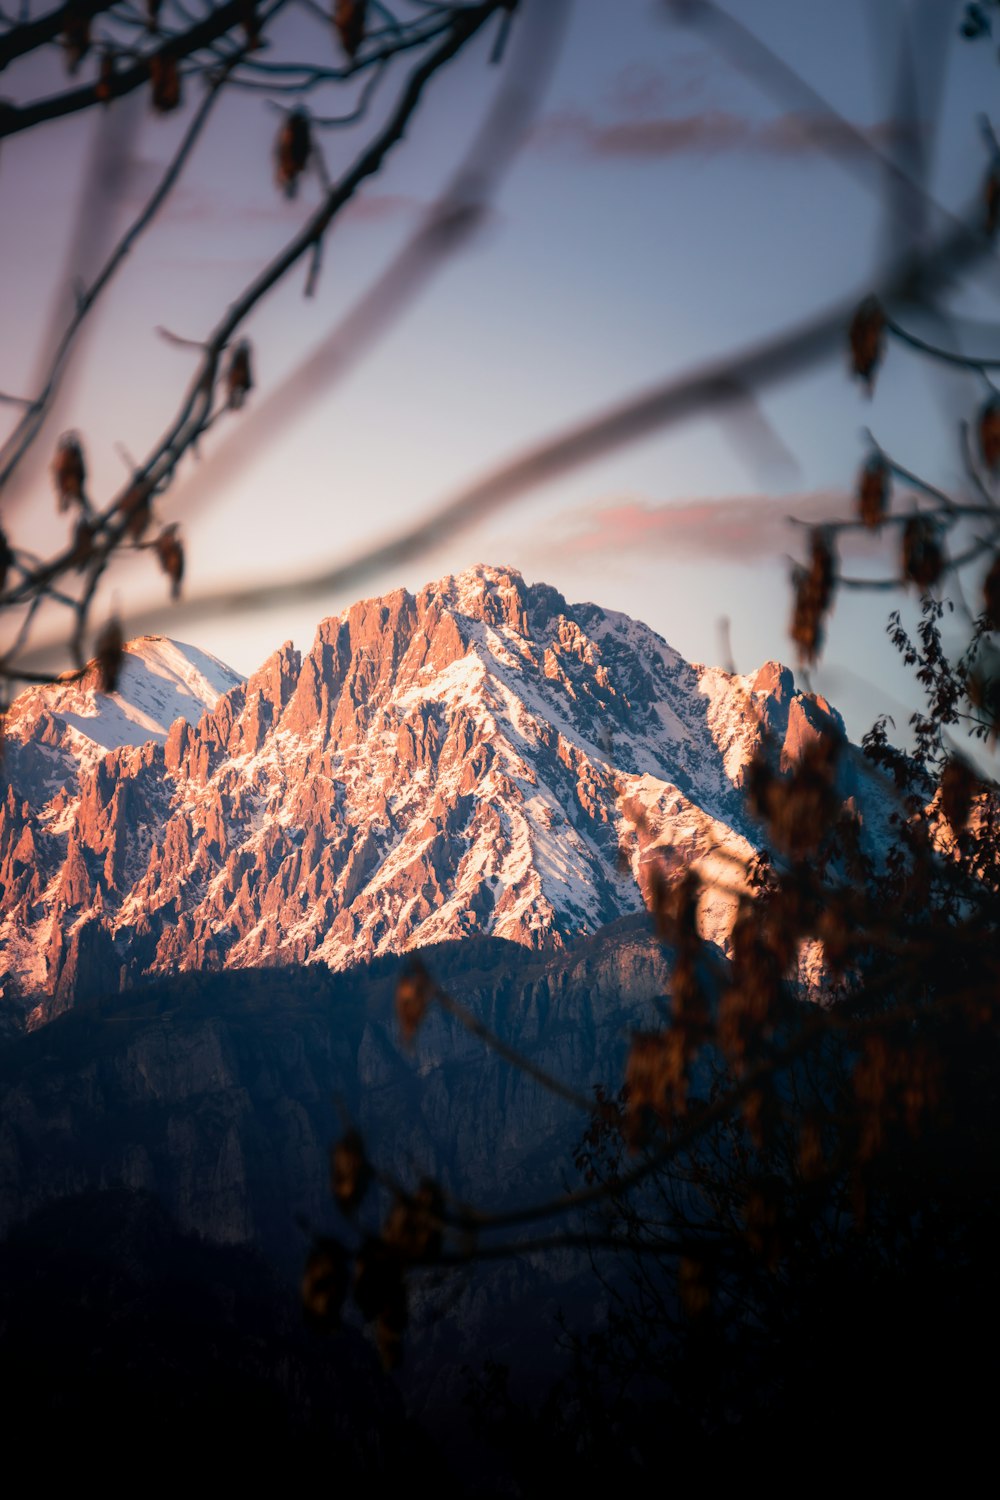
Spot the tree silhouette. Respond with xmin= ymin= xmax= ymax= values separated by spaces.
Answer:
xmin=290 ymin=7 xmax=1000 ymax=1399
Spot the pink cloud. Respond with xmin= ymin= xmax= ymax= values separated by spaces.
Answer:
xmin=532 ymin=109 xmax=912 ymax=161
xmin=120 ymin=163 xmax=423 ymax=229
xmin=559 ymin=492 xmax=855 ymax=563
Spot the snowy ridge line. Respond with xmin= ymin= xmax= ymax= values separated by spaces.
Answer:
xmin=0 ymin=565 xmax=889 ymax=1026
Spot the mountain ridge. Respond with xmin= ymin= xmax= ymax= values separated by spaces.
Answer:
xmin=0 ymin=564 xmax=872 ymax=1028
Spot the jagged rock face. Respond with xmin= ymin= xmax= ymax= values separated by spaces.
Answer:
xmin=0 ymin=565 xmax=861 ymax=1026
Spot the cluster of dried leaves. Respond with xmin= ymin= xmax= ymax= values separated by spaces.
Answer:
xmin=303 ymin=1113 xmax=448 ymax=1370
xmin=56 ymin=0 xmax=364 ymax=115
xmin=565 ymin=676 xmax=998 ymax=1431
xmin=586 ymin=230 xmax=1000 ymax=1355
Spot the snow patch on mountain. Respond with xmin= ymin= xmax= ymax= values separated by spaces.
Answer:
xmin=5 ymin=636 xmax=243 ymax=766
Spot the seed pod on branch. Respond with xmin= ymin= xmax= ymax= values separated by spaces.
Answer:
xmin=645 ymin=863 xmax=701 ymax=953
xmin=816 ymin=892 xmax=854 ymax=975
xmin=239 ymin=0 xmax=262 ymax=50
xmin=642 ymin=864 xmax=709 ymax=1057
xmin=848 ymin=296 xmax=885 ymax=393
xmin=275 ymin=110 xmax=311 ymax=199
xmin=61 ymin=9 xmax=91 ymax=76
xmin=395 ymin=958 xmax=434 ymax=1045
xmin=153 ymin=524 xmax=184 ymax=599
xmin=96 ymin=49 xmax=115 ymax=107
xmin=69 ymin=516 xmax=96 ymax=572
xmin=383 ymin=1178 xmax=445 ymax=1263
xmin=789 ymin=529 xmax=836 ymax=664
xmin=149 ymin=53 xmax=181 ymax=114
xmin=118 ymin=476 xmax=154 ymax=542
xmin=857 ymin=452 xmax=890 ymax=530
xmin=978 ymin=394 xmax=1000 ymax=473
xmin=746 ymin=727 xmax=842 ymax=862
xmin=95 ymin=617 xmax=124 ymax=693
xmin=719 ymin=911 xmax=786 ymax=1065
xmin=52 ymin=433 xmax=86 ymax=511
xmin=901 ymin=515 xmax=943 ymax=591
xmin=624 ymin=1031 xmax=687 ymax=1148
xmin=334 ymin=0 xmax=368 ymax=59
xmin=225 ymin=341 xmax=254 ymax=411
xmin=330 ymin=1128 xmax=371 ymax=1214
xmin=301 ymin=1236 xmax=350 ymax=1331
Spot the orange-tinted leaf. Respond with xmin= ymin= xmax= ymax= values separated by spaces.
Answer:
xmin=857 ymin=453 xmax=889 ymax=529
xmin=395 ymin=959 xmax=434 ymax=1045
xmin=275 ymin=110 xmax=311 ymax=198
xmin=52 ymin=433 xmax=86 ymax=511
xmin=301 ymin=1237 xmax=350 ymax=1331
xmin=61 ymin=8 xmax=91 ymax=76
xmin=70 ymin=516 xmax=96 ymax=572
xmin=334 ymin=0 xmax=367 ymax=59
xmin=902 ymin=515 xmax=943 ymax=590
xmin=330 ymin=1128 xmax=372 ymax=1214
xmin=383 ymin=1178 xmax=445 ymax=1263
xmin=149 ymin=52 xmax=181 ymax=113
xmin=96 ymin=48 xmax=115 ymax=106
xmin=225 ymin=341 xmax=254 ymax=410
xmin=153 ymin=524 xmax=184 ymax=599
xmin=849 ymin=296 xmax=885 ymax=392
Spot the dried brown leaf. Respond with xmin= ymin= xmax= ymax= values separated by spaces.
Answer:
xmin=330 ymin=1128 xmax=372 ymax=1214
xmin=849 ymin=296 xmax=885 ymax=392
xmin=95 ymin=617 xmax=124 ymax=693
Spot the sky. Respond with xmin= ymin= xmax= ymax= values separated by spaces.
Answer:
xmin=3 ymin=0 xmax=1000 ymax=753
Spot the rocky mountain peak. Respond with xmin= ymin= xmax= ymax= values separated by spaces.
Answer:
xmin=0 ymin=567 xmax=884 ymax=1029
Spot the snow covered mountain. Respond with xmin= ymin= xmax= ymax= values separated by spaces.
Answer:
xmin=2 ymin=635 xmax=242 ymax=791
xmin=0 ymin=565 xmax=872 ymax=1027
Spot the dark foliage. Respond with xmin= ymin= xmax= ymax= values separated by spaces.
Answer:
xmin=0 ymin=1188 xmax=452 ymax=1485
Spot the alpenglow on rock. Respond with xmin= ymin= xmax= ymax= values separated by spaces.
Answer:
xmin=0 ymin=566 xmax=862 ymax=1027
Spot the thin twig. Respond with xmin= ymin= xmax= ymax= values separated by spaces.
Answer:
xmin=885 ymin=313 xmax=1000 ymax=370
xmin=0 ymin=57 xmax=235 ymax=495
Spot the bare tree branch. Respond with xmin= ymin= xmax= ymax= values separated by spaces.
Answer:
xmin=0 ymin=0 xmax=282 ymax=138
xmin=0 ymin=0 xmax=118 ymax=72
xmin=0 ymin=53 xmax=234 ymax=496
xmin=51 ymin=187 xmax=991 ymax=647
